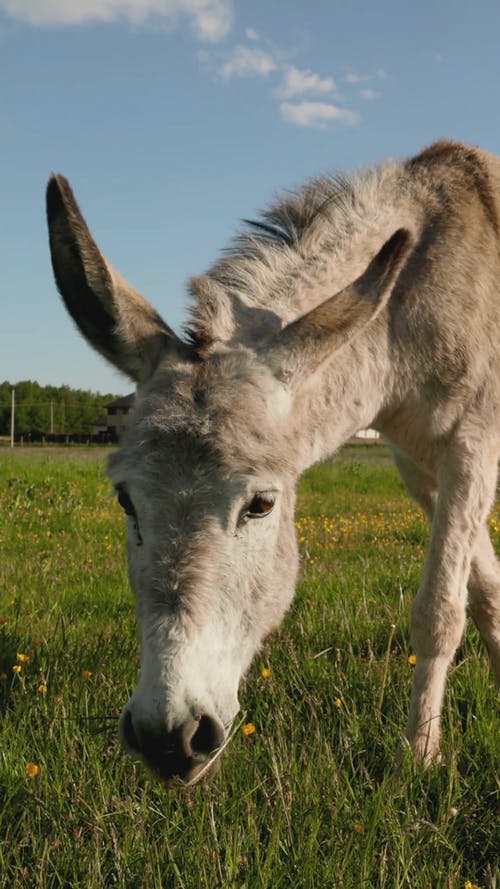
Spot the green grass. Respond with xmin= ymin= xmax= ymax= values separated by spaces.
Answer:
xmin=0 ymin=448 xmax=498 ymax=889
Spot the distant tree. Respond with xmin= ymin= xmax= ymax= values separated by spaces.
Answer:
xmin=0 ymin=381 xmax=122 ymax=436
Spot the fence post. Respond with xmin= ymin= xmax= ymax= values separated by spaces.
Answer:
xmin=10 ymin=388 xmax=15 ymax=448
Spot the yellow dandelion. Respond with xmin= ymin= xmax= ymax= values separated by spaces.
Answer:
xmin=261 ymin=667 xmax=271 ymax=679
xmin=25 ymin=762 xmax=40 ymax=778
xmin=464 ymin=882 xmax=481 ymax=889
xmin=38 ymin=683 xmax=47 ymax=695
xmin=81 ymin=670 xmax=93 ymax=680
xmin=12 ymin=664 xmax=22 ymax=674
xmin=408 ymin=654 xmax=417 ymax=665
xmin=242 ymin=723 xmax=256 ymax=736
xmin=16 ymin=653 xmax=31 ymax=664
xmin=333 ymin=698 xmax=342 ymax=708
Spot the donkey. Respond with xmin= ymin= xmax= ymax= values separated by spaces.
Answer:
xmin=46 ymin=141 xmax=500 ymax=783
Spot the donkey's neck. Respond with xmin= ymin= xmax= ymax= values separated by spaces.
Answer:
xmin=293 ymin=324 xmax=390 ymax=470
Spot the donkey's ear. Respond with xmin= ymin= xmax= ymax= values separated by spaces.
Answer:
xmin=261 ymin=228 xmax=413 ymax=383
xmin=46 ymin=174 xmax=186 ymax=382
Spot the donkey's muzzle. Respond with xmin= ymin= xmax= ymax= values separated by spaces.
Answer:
xmin=119 ymin=709 xmax=225 ymax=783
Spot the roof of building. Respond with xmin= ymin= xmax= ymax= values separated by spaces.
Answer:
xmin=106 ymin=393 xmax=135 ymax=410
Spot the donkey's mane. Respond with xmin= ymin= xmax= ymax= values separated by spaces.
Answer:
xmin=235 ymin=173 xmax=356 ymax=253
xmin=184 ymin=166 xmax=390 ymax=351
xmin=184 ymin=138 xmax=499 ymax=353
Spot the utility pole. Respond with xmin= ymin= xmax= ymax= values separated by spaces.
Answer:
xmin=10 ymin=388 xmax=15 ymax=448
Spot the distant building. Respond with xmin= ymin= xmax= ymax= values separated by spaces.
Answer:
xmin=92 ymin=394 xmax=134 ymax=441
xmin=353 ymin=428 xmax=380 ymax=441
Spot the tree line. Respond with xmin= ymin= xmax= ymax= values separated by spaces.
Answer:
xmin=0 ymin=381 xmax=121 ymax=437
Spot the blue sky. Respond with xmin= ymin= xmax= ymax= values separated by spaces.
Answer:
xmin=3 ymin=0 xmax=500 ymax=395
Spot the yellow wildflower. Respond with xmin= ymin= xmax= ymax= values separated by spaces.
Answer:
xmin=408 ymin=654 xmax=417 ymax=665
xmin=333 ymin=698 xmax=342 ymax=708
xmin=12 ymin=664 xmax=22 ymax=674
xmin=25 ymin=762 xmax=40 ymax=778
xmin=38 ymin=683 xmax=47 ymax=695
xmin=464 ymin=882 xmax=481 ymax=889
xmin=16 ymin=653 xmax=31 ymax=664
xmin=261 ymin=667 xmax=271 ymax=679
xmin=242 ymin=723 xmax=256 ymax=736
xmin=81 ymin=670 xmax=93 ymax=680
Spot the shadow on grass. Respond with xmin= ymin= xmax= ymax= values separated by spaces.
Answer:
xmin=0 ymin=625 xmax=25 ymax=715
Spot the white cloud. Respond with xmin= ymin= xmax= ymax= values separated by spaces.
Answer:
xmin=280 ymin=101 xmax=359 ymax=129
xmin=344 ymin=68 xmax=387 ymax=85
xmin=0 ymin=0 xmax=233 ymax=40
xmin=344 ymin=71 xmax=369 ymax=84
xmin=220 ymin=44 xmax=277 ymax=79
xmin=276 ymin=65 xmax=335 ymax=99
xmin=245 ymin=26 xmax=259 ymax=40
xmin=360 ymin=88 xmax=380 ymax=100
xmin=191 ymin=2 xmax=232 ymax=41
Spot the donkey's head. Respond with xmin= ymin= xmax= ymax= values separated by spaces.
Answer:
xmin=46 ymin=174 xmax=411 ymax=784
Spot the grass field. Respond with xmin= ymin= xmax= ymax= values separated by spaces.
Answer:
xmin=0 ymin=447 xmax=498 ymax=889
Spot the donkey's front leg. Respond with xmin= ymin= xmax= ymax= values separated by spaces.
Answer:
xmin=405 ymin=437 xmax=498 ymax=764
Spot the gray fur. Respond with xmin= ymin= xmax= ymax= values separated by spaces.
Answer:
xmin=47 ymin=140 xmax=500 ymax=780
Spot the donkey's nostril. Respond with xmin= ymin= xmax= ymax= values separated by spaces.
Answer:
xmin=189 ymin=714 xmax=225 ymax=758
xmin=121 ymin=708 xmax=140 ymax=753
xmin=119 ymin=708 xmax=226 ymax=781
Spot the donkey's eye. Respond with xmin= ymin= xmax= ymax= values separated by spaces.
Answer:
xmin=245 ymin=494 xmax=276 ymax=519
xmin=116 ymin=486 xmax=143 ymax=546
xmin=116 ymin=486 xmax=136 ymax=516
